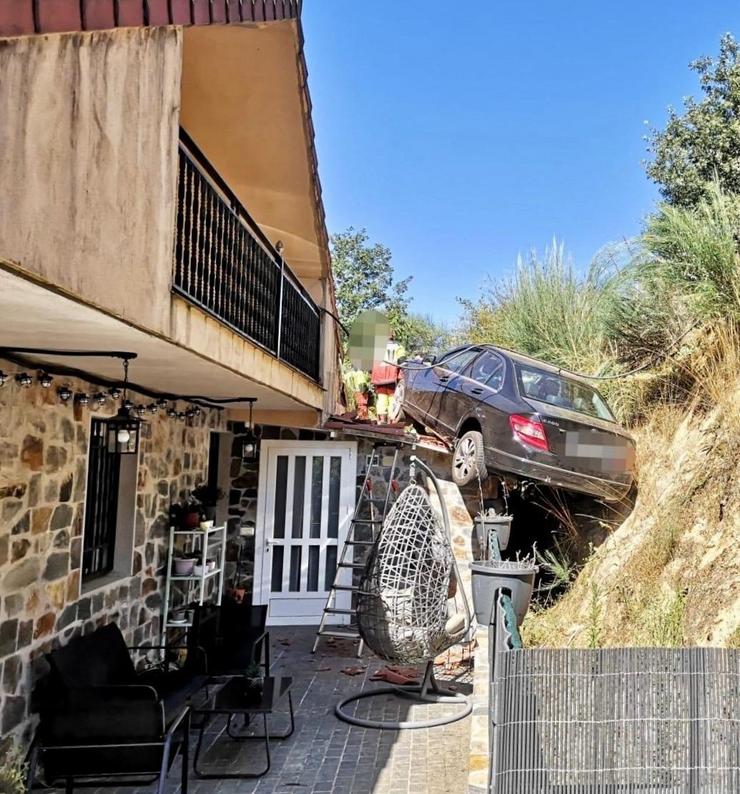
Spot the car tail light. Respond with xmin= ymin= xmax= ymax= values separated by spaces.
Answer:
xmin=509 ymin=414 xmax=549 ymax=452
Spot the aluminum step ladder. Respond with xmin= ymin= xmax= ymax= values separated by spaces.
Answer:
xmin=312 ymin=445 xmax=402 ymax=657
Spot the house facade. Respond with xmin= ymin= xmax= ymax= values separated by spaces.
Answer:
xmin=0 ymin=1 xmax=345 ymax=748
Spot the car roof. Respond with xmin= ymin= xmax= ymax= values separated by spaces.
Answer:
xmin=444 ymin=343 xmax=596 ymax=388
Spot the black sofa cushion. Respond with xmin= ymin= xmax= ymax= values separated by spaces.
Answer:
xmin=42 ymin=685 xmax=164 ymax=743
xmin=47 ymin=623 xmax=136 ymax=689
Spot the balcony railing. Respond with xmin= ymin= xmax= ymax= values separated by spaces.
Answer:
xmin=173 ymin=131 xmax=321 ymax=382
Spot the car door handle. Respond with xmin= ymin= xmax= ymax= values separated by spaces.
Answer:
xmin=470 ymin=387 xmax=484 ymax=395
xmin=438 ymin=376 xmax=449 ymax=383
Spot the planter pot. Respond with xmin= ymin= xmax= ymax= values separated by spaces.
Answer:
xmin=354 ymin=391 xmax=369 ymax=419
xmin=469 ymin=560 xmax=538 ymax=626
xmin=173 ymin=557 xmax=195 ymax=576
xmin=202 ymin=505 xmax=217 ymax=522
xmin=182 ymin=510 xmax=200 ymax=530
xmin=473 ymin=515 xmax=513 ymax=558
xmin=243 ymin=678 xmax=263 ymax=705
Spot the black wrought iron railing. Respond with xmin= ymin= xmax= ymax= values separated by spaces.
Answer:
xmin=173 ymin=131 xmax=321 ymax=382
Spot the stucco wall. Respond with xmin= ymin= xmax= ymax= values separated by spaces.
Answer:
xmin=0 ymin=359 xmax=224 ymax=746
xmin=0 ymin=27 xmax=182 ymax=336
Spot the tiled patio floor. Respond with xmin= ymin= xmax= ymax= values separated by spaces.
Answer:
xmin=71 ymin=627 xmax=474 ymax=794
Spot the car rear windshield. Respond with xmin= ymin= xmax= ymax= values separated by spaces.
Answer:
xmin=515 ymin=364 xmax=615 ymax=421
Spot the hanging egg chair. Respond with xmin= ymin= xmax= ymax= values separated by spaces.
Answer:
xmin=335 ymin=455 xmax=473 ymax=730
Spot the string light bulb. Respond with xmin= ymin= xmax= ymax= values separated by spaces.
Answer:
xmin=16 ymin=373 xmax=32 ymax=388
xmin=38 ymin=372 xmax=53 ymax=389
xmin=58 ymin=386 xmax=72 ymax=403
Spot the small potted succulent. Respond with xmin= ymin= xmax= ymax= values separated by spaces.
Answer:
xmin=192 ymin=483 xmax=225 ymax=523
xmin=243 ymin=662 xmax=264 ymax=704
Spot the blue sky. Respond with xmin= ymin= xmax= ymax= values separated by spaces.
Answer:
xmin=302 ymin=2 xmax=740 ymax=324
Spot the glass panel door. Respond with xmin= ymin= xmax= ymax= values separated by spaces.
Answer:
xmin=256 ymin=442 xmax=356 ymax=625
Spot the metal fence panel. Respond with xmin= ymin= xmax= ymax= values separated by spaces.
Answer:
xmin=491 ymin=646 xmax=740 ymax=793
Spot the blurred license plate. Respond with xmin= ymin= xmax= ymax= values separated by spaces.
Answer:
xmin=565 ymin=431 xmax=633 ymax=473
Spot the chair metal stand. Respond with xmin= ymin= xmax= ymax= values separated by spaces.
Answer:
xmin=193 ymin=691 xmax=295 ymax=780
xmin=335 ymin=659 xmax=472 ymax=730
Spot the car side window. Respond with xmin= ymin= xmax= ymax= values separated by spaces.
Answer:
xmin=439 ymin=349 xmax=480 ymax=374
xmin=470 ymin=352 xmax=505 ymax=391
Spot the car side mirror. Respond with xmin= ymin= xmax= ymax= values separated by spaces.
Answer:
xmin=424 ymin=354 xmax=436 ymax=365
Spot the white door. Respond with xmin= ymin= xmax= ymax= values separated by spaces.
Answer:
xmin=255 ymin=441 xmax=357 ymax=626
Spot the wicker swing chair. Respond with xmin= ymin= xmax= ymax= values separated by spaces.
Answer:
xmin=335 ymin=455 xmax=473 ymax=729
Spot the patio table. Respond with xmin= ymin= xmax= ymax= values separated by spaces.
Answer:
xmin=191 ymin=675 xmax=294 ymax=779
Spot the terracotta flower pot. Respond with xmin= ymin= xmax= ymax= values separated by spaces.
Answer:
xmin=182 ymin=510 xmax=200 ymax=530
xmin=354 ymin=391 xmax=369 ymax=419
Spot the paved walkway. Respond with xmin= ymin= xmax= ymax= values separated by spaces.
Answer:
xmin=85 ymin=627 xmax=473 ymax=794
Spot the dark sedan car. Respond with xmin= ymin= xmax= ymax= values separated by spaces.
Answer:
xmin=391 ymin=345 xmax=636 ymax=502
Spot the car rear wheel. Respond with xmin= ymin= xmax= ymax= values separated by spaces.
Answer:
xmin=388 ymin=379 xmax=406 ymax=423
xmin=452 ymin=430 xmax=488 ymax=487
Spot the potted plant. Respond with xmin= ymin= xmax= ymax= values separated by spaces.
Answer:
xmin=192 ymin=483 xmax=225 ymax=523
xmin=473 ymin=508 xmax=513 ymax=559
xmin=344 ymin=369 xmax=371 ymax=419
xmin=242 ymin=662 xmax=264 ymax=705
xmin=171 ymin=496 xmax=201 ymax=530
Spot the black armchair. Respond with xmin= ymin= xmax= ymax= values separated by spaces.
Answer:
xmin=191 ymin=601 xmax=270 ymax=676
xmin=28 ymin=622 xmax=205 ymax=793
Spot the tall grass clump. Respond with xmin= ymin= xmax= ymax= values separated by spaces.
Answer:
xmin=458 ymin=240 xmax=620 ymax=376
xmin=644 ymin=183 xmax=740 ymax=320
xmin=607 ymin=185 xmax=740 ymax=365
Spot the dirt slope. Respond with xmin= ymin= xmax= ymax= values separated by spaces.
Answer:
xmin=523 ymin=382 xmax=740 ymax=648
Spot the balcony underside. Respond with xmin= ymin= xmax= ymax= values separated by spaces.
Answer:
xmin=0 ymin=266 xmax=324 ymax=425
xmin=0 ymin=1 xmax=299 ymax=37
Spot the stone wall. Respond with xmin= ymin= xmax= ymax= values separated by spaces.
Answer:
xmin=0 ymin=360 xmax=224 ymax=747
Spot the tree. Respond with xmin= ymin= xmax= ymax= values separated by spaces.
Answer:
xmin=330 ymin=226 xmax=446 ymax=354
xmin=330 ymin=227 xmax=396 ymax=329
xmin=646 ymin=34 xmax=740 ymax=207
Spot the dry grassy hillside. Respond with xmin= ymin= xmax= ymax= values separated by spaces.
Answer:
xmin=523 ymin=374 xmax=740 ymax=649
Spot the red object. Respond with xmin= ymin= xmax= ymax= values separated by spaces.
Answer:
xmin=509 ymin=414 xmax=549 ymax=452
xmin=371 ymin=363 xmax=398 ymax=387
xmin=182 ymin=510 xmax=201 ymax=530
xmin=354 ymin=391 xmax=369 ymax=420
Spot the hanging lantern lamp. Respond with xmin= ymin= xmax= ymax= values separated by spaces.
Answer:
xmin=106 ymin=359 xmax=141 ymax=455
xmin=242 ymin=398 xmax=259 ymax=462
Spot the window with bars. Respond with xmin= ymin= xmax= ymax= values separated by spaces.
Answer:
xmin=82 ymin=418 xmax=132 ymax=583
